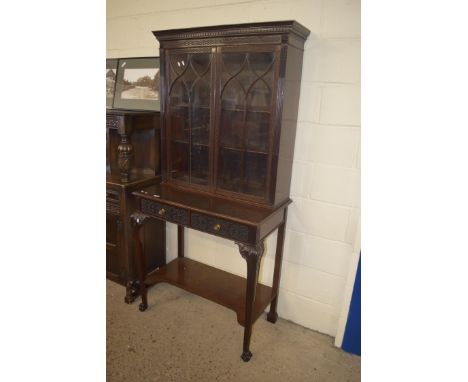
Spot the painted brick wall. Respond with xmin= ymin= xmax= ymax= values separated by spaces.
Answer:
xmin=107 ymin=0 xmax=361 ymax=337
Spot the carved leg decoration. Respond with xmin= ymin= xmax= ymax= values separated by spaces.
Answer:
xmin=267 ymin=212 xmax=287 ymax=323
xmin=117 ymin=133 xmax=133 ymax=183
xmin=238 ymin=242 xmax=265 ymax=362
xmin=124 ymin=281 xmax=140 ymax=304
xmin=131 ymin=212 xmax=150 ymax=312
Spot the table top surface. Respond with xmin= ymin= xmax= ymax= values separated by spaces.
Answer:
xmin=106 ymin=174 xmax=161 ymax=189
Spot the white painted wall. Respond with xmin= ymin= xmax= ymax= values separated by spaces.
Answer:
xmin=107 ymin=0 xmax=361 ymax=338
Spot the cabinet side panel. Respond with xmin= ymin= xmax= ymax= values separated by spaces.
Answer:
xmin=274 ymin=46 xmax=304 ymax=206
xmin=131 ymin=128 xmax=156 ymax=176
xmin=124 ymin=189 xmax=166 ymax=282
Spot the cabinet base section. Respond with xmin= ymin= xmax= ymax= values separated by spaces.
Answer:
xmin=144 ymin=257 xmax=275 ymax=327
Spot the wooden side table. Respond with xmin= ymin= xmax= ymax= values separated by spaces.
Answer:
xmin=131 ymin=183 xmax=289 ymax=361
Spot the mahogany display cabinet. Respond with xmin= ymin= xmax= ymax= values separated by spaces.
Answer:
xmin=131 ymin=21 xmax=310 ymax=361
xmin=106 ymin=109 xmax=165 ymax=303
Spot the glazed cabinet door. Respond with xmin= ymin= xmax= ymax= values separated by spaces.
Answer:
xmin=215 ymin=46 xmax=280 ymax=201
xmin=165 ymin=49 xmax=214 ymax=189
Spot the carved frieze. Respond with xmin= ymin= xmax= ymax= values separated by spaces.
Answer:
xmin=237 ymin=242 xmax=265 ymax=260
xmin=130 ymin=211 xmax=151 ymax=227
xmin=140 ymin=198 xmax=189 ymax=225
xmin=191 ymin=213 xmax=250 ymax=243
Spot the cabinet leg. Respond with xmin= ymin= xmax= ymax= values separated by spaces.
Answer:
xmin=178 ymin=225 xmax=184 ymax=258
xmin=267 ymin=211 xmax=287 ymax=324
xmin=131 ymin=212 xmax=150 ymax=312
xmin=124 ymin=281 xmax=139 ymax=304
xmin=238 ymin=242 xmax=264 ymax=362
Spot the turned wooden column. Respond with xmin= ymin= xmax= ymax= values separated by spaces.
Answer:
xmin=117 ymin=132 xmax=133 ymax=183
xmin=238 ymin=241 xmax=265 ymax=362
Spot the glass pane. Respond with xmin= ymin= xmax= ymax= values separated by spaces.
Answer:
xmin=192 ymin=107 xmax=210 ymax=145
xmin=169 ymin=106 xmax=189 ymax=141
xmin=167 ymin=51 xmax=212 ymax=188
xmin=192 ymin=75 xmax=210 ymax=107
xmin=223 ymin=53 xmax=246 ymax=75
xmin=217 ymin=49 xmax=276 ymax=199
xmin=245 ymin=111 xmax=269 ymax=152
xmin=169 ymin=80 xmax=189 ymax=105
xmin=220 ymin=52 xmax=275 ymax=111
xmin=191 ymin=54 xmax=211 ymax=87
xmin=217 ymin=148 xmax=242 ymax=193
xmin=190 ymin=145 xmax=209 ymax=185
xmin=221 ymin=78 xmax=245 ymax=110
xmin=170 ymin=141 xmax=189 ymax=182
xmin=249 ymin=52 xmax=275 ymax=76
xmin=243 ymin=152 xmax=267 ymax=197
xmin=220 ymin=110 xmax=244 ymax=148
xmin=246 ymin=78 xmax=272 ymax=111
xmin=170 ymin=54 xmax=189 ymax=76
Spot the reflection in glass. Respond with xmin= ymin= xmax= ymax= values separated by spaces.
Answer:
xmin=220 ymin=110 xmax=243 ymax=148
xmin=171 ymin=141 xmax=189 ymax=182
xmin=191 ymin=145 xmax=209 ymax=185
xmin=245 ymin=111 xmax=269 ymax=152
xmin=169 ymin=106 xmax=189 ymax=141
xmin=217 ymin=148 xmax=242 ymax=193
xmin=244 ymin=152 xmax=267 ymax=197
xmin=192 ymin=107 xmax=210 ymax=145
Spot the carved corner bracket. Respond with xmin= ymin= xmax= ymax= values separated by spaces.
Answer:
xmin=237 ymin=242 xmax=265 ymax=260
xmin=130 ymin=212 xmax=151 ymax=228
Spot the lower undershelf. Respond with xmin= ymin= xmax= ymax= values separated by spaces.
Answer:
xmin=144 ymin=257 xmax=275 ymax=327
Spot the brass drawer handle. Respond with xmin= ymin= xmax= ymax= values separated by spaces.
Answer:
xmin=158 ymin=208 xmax=166 ymax=216
xmin=213 ymin=224 xmax=221 ymax=231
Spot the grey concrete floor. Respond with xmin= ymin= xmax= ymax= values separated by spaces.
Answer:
xmin=107 ymin=280 xmax=360 ymax=382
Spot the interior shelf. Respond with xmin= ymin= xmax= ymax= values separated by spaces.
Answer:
xmin=171 ymin=140 xmax=268 ymax=155
xmin=171 ymin=104 xmax=270 ymax=113
xmin=171 ymin=139 xmax=209 ymax=147
xmin=221 ymin=107 xmax=271 ymax=114
xmin=219 ymin=145 xmax=269 ymax=155
xmin=144 ymin=257 xmax=275 ymax=326
xmin=171 ymin=103 xmax=210 ymax=109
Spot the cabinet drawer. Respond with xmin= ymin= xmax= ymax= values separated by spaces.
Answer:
xmin=106 ymin=189 xmax=120 ymax=215
xmin=191 ymin=213 xmax=251 ymax=243
xmin=140 ymin=198 xmax=189 ymax=225
xmin=106 ymin=200 xmax=120 ymax=215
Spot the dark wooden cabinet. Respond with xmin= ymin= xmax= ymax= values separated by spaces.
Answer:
xmin=158 ymin=22 xmax=308 ymax=207
xmin=132 ymin=21 xmax=310 ymax=361
xmin=106 ymin=109 xmax=165 ymax=303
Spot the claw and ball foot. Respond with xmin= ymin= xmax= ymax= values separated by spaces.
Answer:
xmin=241 ymin=351 xmax=252 ymax=362
xmin=139 ymin=303 xmax=148 ymax=312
